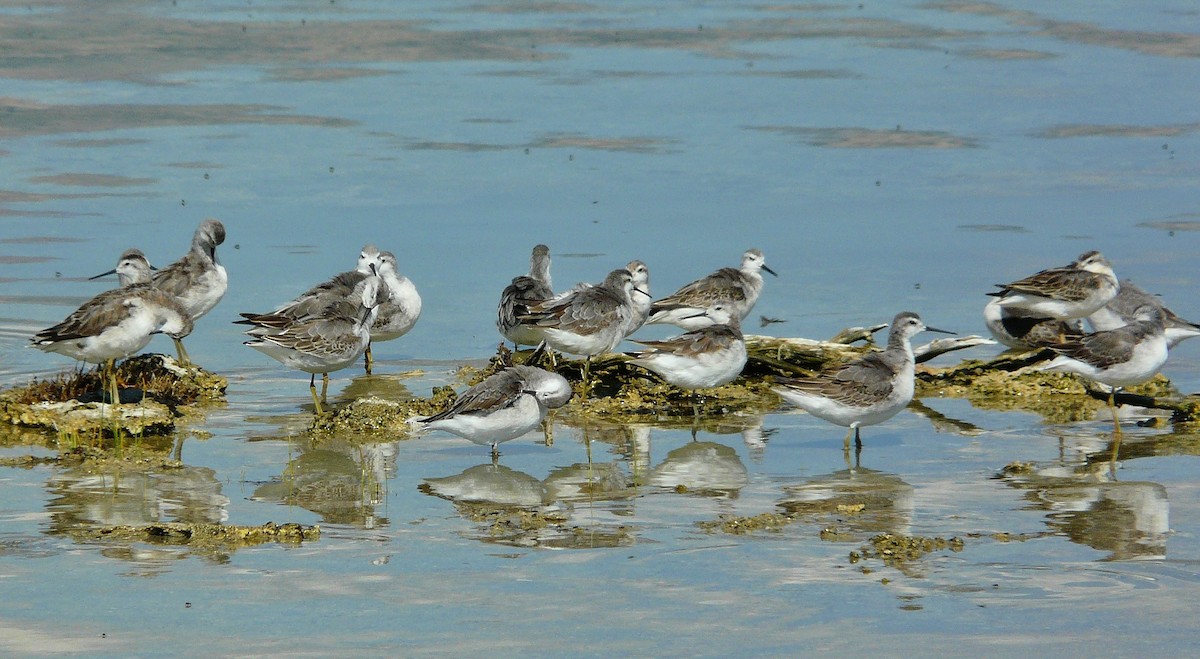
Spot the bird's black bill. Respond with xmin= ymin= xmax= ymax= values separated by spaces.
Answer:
xmin=926 ymin=326 xmax=955 ymax=335
xmin=762 ymin=264 xmax=779 ymax=277
xmin=87 ymin=268 xmax=118 ymax=281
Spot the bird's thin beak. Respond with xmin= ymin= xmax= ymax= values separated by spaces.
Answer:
xmin=762 ymin=264 xmax=778 ymax=277
xmin=682 ymin=310 xmax=709 ymax=321
xmin=926 ymin=326 xmax=955 ymax=335
xmin=632 ymin=286 xmax=649 ymax=297
xmin=87 ymin=268 xmax=117 ymax=281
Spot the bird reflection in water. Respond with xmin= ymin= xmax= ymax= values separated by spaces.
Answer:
xmin=252 ymin=441 xmax=396 ymax=529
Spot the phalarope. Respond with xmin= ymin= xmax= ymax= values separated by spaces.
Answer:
xmin=497 ymin=244 xmax=554 ymax=350
xmin=774 ymin=311 xmax=952 ymax=451
xmin=151 ymin=218 xmax=228 ymax=364
xmin=648 ymin=248 xmax=776 ymax=330
xmin=988 ymin=250 xmax=1118 ymax=320
xmin=415 ymin=365 xmax=572 ymax=459
xmin=240 ymin=273 xmax=384 ymax=415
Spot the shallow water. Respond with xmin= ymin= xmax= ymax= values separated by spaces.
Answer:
xmin=2 ymin=0 xmax=1200 ymax=655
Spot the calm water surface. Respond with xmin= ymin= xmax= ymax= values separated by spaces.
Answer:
xmin=1 ymin=1 xmax=1199 ymax=655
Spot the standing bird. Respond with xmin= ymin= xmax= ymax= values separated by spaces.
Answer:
xmin=647 ymin=248 xmax=777 ymax=330
xmin=623 ymin=259 xmax=652 ymax=337
xmin=88 ymin=248 xmax=155 ymax=288
xmin=988 ymin=250 xmax=1119 ymax=320
xmin=496 ymin=244 xmax=554 ymax=350
xmin=1039 ymin=304 xmax=1168 ymax=442
xmin=240 ymin=274 xmax=384 ymax=415
xmin=265 ymin=244 xmax=380 ymax=321
xmin=1087 ymin=279 xmax=1200 ymax=349
xmin=363 ymin=250 xmax=422 ymax=374
xmin=518 ymin=268 xmax=644 ymax=395
xmin=774 ymin=311 xmax=952 ymax=451
xmin=151 ymin=218 xmax=228 ymax=365
xmin=628 ymin=304 xmax=747 ymax=435
xmin=415 ymin=365 xmax=573 ymax=459
xmin=31 ymin=283 xmax=193 ymax=404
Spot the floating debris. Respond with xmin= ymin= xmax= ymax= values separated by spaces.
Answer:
xmin=72 ymin=521 xmax=319 ymax=549
xmin=853 ymin=533 xmax=965 ymax=567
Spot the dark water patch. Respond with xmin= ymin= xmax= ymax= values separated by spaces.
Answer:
xmin=403 ymin=140 xmax=511 ymax=152
xmin=454 ymin=2 xmax=598 ymax=14
xmin=961 ymin=48 xmax=1058 ymax=60
xmin=53 ymin=137 xmax=149 ymax=148
xmin=0 ymin=236 xmax=87 ymax=244
xmin=750 ymin=125 xmax=979 ymax=148
xmin=28 ymin=173 xmax=156 ymax=187
xmin=165 ymin=161 xmax=224 ymax=169
xmin=0 ymin=256 xmax=59 ymax=265
xmin=1138 ymin=215 xmax=1200 ymax=233
xmin=266 ymin=66 xmax=393 ymax=83
xmin=529 ymin=132 xmax=678 ymax=153
xmin=462 ymin=117 xmax=518 ymax=124
xmin=926 ymin=1 xmax=1200 ymax=58
xmin=0 ymin=98 xmax=356 ymax=139
xmin=958 ymin=224 xmax=1029 ymax=233
xmin=0 ymin=208 xmax=94 ymax=218
xmin=1035 ymin=123 xmax=1200 ymax=139
xmin=743 ymin=68 xmax=862 ymax=79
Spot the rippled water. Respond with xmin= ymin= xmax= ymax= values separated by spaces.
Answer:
xmin=2 ymin=1 xmax=1200 ymax=655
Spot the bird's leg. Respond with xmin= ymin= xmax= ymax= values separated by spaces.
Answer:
xmin=1108 ymin=388 xmax=1122 ymax=475
xmin=105 ymin=359 xmax=119 ymax=406
xmin=491 ymin=443 xmax=500 ymax=465
xmin=842 ymin=427 xmax=855 ymax=452
xmin=582 ymin=356 xmax=592 ymax=399
xmin=321 ymin=373 xmax=330 ymax=404
xmin=172 ymin=337 xmax=191 ymax=367
xmin=690 ymin=391 xmax=701 ymax=441
xmin=854 ymin=427 xmax=863 ymax=451
xmin=364 ymin=342 xmax=374 ymax=375
xmin=309 ymin=374 xmax=324 ymax=415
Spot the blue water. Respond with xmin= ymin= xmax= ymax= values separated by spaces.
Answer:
xmin=1 ymin=1 xmax=1199 ymax=655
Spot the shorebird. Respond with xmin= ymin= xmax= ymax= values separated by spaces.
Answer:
xmin=1088 ymin=279 xmax=1200 ymax=349
xmin=518 ymin=268 xmax=645 ymax=394
xmin=629 ymin=304 xmax=747 ymax=436
xmin=988 ymin=250 xmax=1119 ymax=320
xmin=983 ymin=298 xmax=1081 ymax=350
xmin=415 ymin=365 xmax=572 ymax=459
xmin=88 ymin=248 xmax=155 ymax=288
xmin=1040 ymin=303 xmax=1168 ymax=440
xmin=31 ymin=282 xmax=193 ymax=404
xmin=267 ymin=244 xmax=381 ymax=321
xmin=364 ymin=250 xmax=421 ymax=374
xmin=647 ymin=248 xmax=777 ymax=330
xmin=774 ymin=311 xmax=952 ymax=451
xmin=624 ymin=259 xmax=651 ymax=337
xmin=497 ymin=244 xmax=554 ymax=350
xmin=152 ymin=218 xmax=228 ymax=365
xmin=240 ymin=273 xmax=384 ymax=415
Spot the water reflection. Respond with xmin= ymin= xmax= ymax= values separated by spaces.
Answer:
xmin=1000 ymin=463 xmax=1169 ymax=561
xmin=46 ymin=464 xmax=229 ymax=532
xmin=421 ymin=463 xmax=549 ymax=508
xmin=252 ymin=441 xmax=395 ymax=529
xmin=778 ymin=462 xmax=914 ymax=537
xmin=648 ymin=441 xmax=748 ymax=499
xmin=418 ymin=462 xmax=635 ymax=550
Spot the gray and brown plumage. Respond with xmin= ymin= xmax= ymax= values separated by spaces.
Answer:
xmin=497 ymin=244 xmax=554 ymax=349
xmin=416 ymin=365 xmax=573 ymax=458
xmin=988 ymin=250 xmax=1119 ymax=320
xmin=151 ymin=218 xmax=229 ymax=364
xmin=1088 ymin=279 xmax=1200 ymax=349
xmin=774 ymin=311 xmax=951 ymax=450
xmin=629 ymin=305 xmax=747 ymax=391
xmin=32 ymin=279 xmax=193 ymax=403
xmin=648 ymin=248 xmax=776 ymax=330
xmin=1040 ymin=304 xmax=1168 ymax=444
xmin=88 ymin=248 xmax=155 ymax=288
xmin=241 ymin=274 xmax=384 ymax=415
